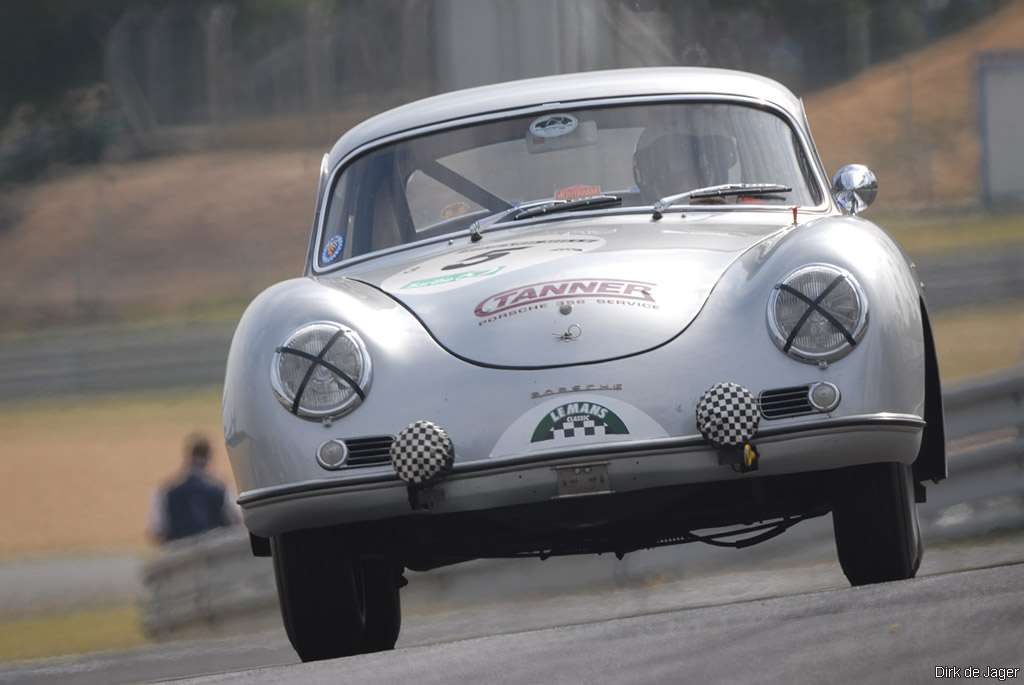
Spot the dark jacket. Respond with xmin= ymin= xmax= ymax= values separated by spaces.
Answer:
xmin=163 ymin=472 xmax=230 ymax=542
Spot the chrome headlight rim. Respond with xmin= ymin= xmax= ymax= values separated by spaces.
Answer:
xmin=270 ymin=321 xmax=372 ymax=419
xmin=767 ymin=263 xmax=868 ymax=364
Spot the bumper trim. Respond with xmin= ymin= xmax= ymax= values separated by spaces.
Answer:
xmin=237 ymin=412 xmax=924 ymax=508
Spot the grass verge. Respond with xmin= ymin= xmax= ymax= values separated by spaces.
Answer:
xmin=876 ymin=210 xmax=1024 ymax=255
xmin=0 ymin=386 xmax=226 ymax=557
xmin=931 ymin=300 xmax=1024 ymax=381
xmin=0 ymin=604 xmax=146 ymax=663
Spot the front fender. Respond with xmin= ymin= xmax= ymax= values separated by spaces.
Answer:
xmin=222 ymin=276 xmax=446 ymax=495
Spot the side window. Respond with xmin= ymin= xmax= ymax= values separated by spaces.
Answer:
xmin=319 ymin=181 xmax=355 ymax=267
xmin=320 ymin=148 xmax=416 ymax=264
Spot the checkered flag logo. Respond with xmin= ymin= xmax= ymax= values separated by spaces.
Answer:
xmin=390 ymin=420 xmax=454 ymax=486
xmin=542 ymin=417 xmax=613 ymax=441
xmin=696 ymin=382 xmax=760 ymax=448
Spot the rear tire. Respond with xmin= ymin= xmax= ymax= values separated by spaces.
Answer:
xmin=271 ymin=529 xmax=365 ymax=662
xmin=832 ymin=462 xmax=923 ymax=586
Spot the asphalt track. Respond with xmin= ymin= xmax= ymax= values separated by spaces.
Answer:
xmin=185 ymin=563 xmax=1023 ymax=685
xmin=2 ymin=531 xmax=1023 ymax=685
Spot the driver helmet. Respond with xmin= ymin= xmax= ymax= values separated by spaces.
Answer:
xmin=632 ymin=127 xmax=736 ymax=203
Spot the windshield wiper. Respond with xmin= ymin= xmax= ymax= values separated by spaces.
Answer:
xmin=469 ymin=195 xmax=621 ymax=241
xmin=510 ymin=194 xmax=622 ymax=221
xmin=652 ymin=183 xmax=792 ymax=220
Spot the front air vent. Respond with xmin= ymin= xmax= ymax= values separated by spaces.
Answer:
xmin=343 ymin=435 xmax=394 ymax=467
xmin=758 ymin=385 xmax=814 ymax=419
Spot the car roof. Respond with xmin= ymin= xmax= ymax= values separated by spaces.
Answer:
xmin=326 ymin=67 xmax=807 ymax=167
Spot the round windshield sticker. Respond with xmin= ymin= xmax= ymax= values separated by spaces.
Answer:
xmin=441 ymin=202 xmax=471 ymax=220
xmin=321 ymin=234 xmax=344 ymax=264
xmin=530 ymin=113 xmax=578 ymax=138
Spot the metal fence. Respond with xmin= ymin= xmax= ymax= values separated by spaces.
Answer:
xmin=96 ymin=0 xmax=893 ymax=153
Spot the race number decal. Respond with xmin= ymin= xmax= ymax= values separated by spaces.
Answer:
xmin=381 ymin=235 xmax=605 ymax=294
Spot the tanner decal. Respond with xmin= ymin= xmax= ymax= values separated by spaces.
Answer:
xmin=476 ymin=279 xmax=656 ymax=317
xmin=530 ymin=402 xmax=629 ymax=442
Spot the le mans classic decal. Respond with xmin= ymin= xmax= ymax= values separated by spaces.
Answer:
xmin=380 ymin=236 xmax=604 ymax=294
xmin=488 ymin=396 xmax=668 ymax=458
xmin=530 ymin=401 xmax=628 ymax=442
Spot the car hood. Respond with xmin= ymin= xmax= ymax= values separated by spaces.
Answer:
xmin=333 ymin=215 xmax=792 ymax=368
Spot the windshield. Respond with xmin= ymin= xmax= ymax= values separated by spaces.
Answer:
xmin=317 ymin=101 xmax=822 ymax=268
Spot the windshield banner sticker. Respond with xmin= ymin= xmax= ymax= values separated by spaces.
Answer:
xmin=380 ymin=236 xmax=604 ymax=294
xmin=555 ymin=184 xmax=602 ymax=201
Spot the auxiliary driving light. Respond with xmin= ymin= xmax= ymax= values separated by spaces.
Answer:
xmin=696 ymin=382 xmax=760 ymax=448
xmin=390 ymin=420 xmax=454 ymax=486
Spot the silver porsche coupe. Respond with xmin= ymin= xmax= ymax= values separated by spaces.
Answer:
xmin=223 ymin=67 xmax=946 ymax=661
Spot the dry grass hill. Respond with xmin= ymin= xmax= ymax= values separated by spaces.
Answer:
xmin=803 ymin=0 xmax=1024 ymax=205
xmin=1 ymin=2 xmax=1022 ymax=333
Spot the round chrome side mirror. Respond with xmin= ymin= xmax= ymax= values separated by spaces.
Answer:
xmin=832 ymin=164 xmax=877 ymax=216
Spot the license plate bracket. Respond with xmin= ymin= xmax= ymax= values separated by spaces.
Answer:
xmin=554 ymin=462 xmax=611 ymax=498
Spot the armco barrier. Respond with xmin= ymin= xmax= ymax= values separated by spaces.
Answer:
xmin=140 ymin=528 xmax=278 ymax=640
xmin=139 ymin=366 xmax=1024 ymax=641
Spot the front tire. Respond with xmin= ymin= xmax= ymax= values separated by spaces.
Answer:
xmin=271 ymin=529 xmax=365 ymax=662
xmin=359 ymin=561 xmax=402 ymax=653
xmin=832 ymin=462 xmax=923 ymax=586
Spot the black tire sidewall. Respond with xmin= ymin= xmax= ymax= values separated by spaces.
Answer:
xmin=271 ymin=529 xmax=366 ymax=662
xmin=360 ymin=561 xmax=402 ymax=653
xmin=832 ymin=462 xmax=921 ymax=586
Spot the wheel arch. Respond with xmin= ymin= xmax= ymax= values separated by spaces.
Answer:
xmin=912 ymin=297 xmax=947 ymax=483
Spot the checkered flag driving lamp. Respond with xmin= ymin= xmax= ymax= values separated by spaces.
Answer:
xmin=390 ymin=420 xmax=455 ymax=486
xmin=696 ymin=382 xmax=760 ymax=448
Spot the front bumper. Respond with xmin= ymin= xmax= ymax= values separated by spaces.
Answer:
xmin=238 ymin=413 xmax=924 ymax=538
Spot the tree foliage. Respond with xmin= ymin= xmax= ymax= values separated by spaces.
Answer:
xmin=2 ymin=0 xmax=1014 ymax=121
xmin=0 ymin=0 xmax=1015 ymax=164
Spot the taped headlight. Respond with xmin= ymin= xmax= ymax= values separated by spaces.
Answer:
xmin=767 ymin=265 xmax=867 ymax=363
xmin=271 ymin=322 xmax=371 ymax=418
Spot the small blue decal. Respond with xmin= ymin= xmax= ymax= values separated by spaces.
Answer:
xmin=321 ymin=234 xmax=344 ymax=264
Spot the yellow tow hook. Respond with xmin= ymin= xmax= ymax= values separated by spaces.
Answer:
xmin=742 ymin=443 xmax=759 ymax=472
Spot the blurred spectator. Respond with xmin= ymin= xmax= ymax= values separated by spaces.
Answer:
xmin=146 ymin=434 xmax=242 ymax=544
